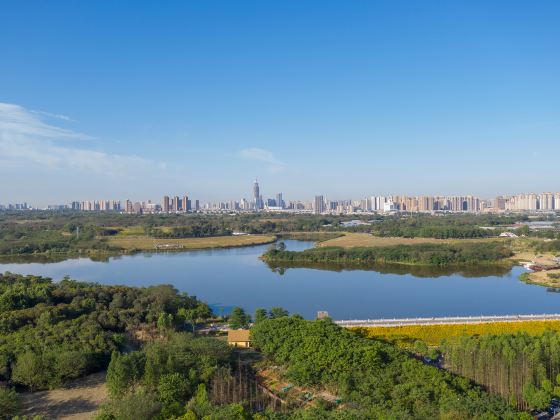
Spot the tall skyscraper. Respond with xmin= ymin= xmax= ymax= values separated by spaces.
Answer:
xmin=253 ymin=179 xmax=262 ymax=210
xmin=182 ymin=195 xmax=189 ymax=212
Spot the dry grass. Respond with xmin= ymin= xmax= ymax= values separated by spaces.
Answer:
xmin=109 ymin=234 xmax=276 ymax=251
xmin=511 ymin=251 xmax=557 ymax=265
xmin=20 ymin=371 xmax=107 ymax=420
xmin=317 ymin=233 xmax=450 ymax=248
xmin=523 ymin=269 xmax=560 ymax=288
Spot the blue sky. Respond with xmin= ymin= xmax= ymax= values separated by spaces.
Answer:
xmin=1 ymin=1 xmax=559 ymax=205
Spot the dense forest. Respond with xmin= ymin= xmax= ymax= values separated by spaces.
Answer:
xmin=442 ymin=333 xmax=560 ymax=411
xmin=263 ymin=241 xmax=513 ymax=266
xmin=0 ymin=273 xmax=210 ymax=391
xmin=251 ymin=316 xmax=525 ymax=419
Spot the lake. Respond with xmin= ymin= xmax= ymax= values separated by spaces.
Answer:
xmin=0 ymin=240 xmax=558 ymax=320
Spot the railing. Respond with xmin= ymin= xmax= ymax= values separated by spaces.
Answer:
xmin=335 ymin=314 xmax=560 ymax=327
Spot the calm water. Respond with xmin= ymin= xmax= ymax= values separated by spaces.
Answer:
xmin=0 ymin=240 xmax=558 ymax=320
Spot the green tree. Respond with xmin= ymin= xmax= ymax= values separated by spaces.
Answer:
xmin=158 ymin=372 xmax=191 ymax=417
xmin=229 ymin=307 xmax=249 ymax=329
xmin=101 ymin=386 xmax=161 ymax=420
xmin=254 ymin=308 xmax=268 ymax=324
xmin=11 ymin=351 xmax=49 ymax=391
xmin=0 ymin=387 xmax=20 ymax=420
xmin=106 ymin=351 xmax=146 ymax=397
xmin=269 ymin=307 xmax=289 ymax=319
xmin=157 ymin=312 xmax=174 ymax=333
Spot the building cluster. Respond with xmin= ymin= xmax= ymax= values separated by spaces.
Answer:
xmin=0 ymin=202 xmax=31 ymax=210
xmin=4 ymin=184 xmax=560 ymax=215
xmin=312 ymin=195 xmax=483 ymax=214
xmin=495 ymin=193 xmax=560 ymax=212
xmin=70 ymin=200 xmax=122 ymax=211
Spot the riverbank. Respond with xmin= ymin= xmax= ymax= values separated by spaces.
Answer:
xmin=107 ymin=234 xmax=276 ymax=251
xmin=0 ymin=234 xmax=277 ymax=260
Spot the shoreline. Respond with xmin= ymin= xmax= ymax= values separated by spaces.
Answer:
xmin=0 ymin=234 xmax=277 ymax=263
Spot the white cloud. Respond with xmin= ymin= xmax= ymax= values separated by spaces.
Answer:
xmin=238 ymin=147 xmax=285 ymax=173
xmin=0 ymin=102 xmax=162 ymax=176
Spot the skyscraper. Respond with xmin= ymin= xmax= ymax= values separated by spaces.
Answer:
xmin=182 ymin=195 xmax=189 ymax=212
xmin=253 ymin=179 xmax=262 ymax=210
xmin=314 ymin=195 xmax=325 ymax=214
xmin=276 ymin=193 xmax=284 ymax=209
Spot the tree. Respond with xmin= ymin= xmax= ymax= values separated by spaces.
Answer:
xmin=107 ymin=351 xmax=146 ymax=397
xmin=269 ymin=307 xmax=289 ymax=319
xmin=229 ymin=307 xmax=249 ymax=329
xmin=102 ymin=386 xmax=161 ymax=420
xmin=0 ymin=388 xmax=20 ymax=420
xmin=157 ymin=312 xmax=174 ymax=333
xmin=11 ymin=351 xmax=49 ymax=391
xmin=158 ymin=372 xmax=191 ymax=418
xmin=254 ymin=308 xmax=268 ymax=324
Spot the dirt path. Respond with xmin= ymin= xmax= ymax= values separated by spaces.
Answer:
xmin=20 ymin=371 xmax=107 ymax=420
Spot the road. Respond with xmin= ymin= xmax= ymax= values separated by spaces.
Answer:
xmin=335 ymin=313 xmax=560 ymax=327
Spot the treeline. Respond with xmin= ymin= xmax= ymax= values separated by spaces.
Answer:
xmin=0 ymin=273 xmax=210 ymax=391
xmin=263 ymin=241 xmax=513 ymax=266
xmin=251 ymin=316 xmax=523 ymax=419
xmin=442 ymin=332 xmax=560 ymax=411
xmin=147 ymin=223 xmax=232 ymax=238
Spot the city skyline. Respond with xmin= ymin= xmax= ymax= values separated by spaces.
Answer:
xmin=1 ymin=2 xmax=560 ymax=204
xmin=3 ymin=179 xmax=560 ymax=215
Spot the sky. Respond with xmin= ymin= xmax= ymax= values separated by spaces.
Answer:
xmin=1 ymin=1 xmax=559 ymax=206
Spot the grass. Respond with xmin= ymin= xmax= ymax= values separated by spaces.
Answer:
xmin=109 ymin=234 xmax=276 ymax=251
xmin=352 ymin=320 xmax=560 ymax=347
xmin=277 ymin=231 xmax=343 ymax=242
xmin=114 ymin=226 xmax=146 ymax=236
xmin=519 ymin=269 xmax=560 ymax=288
xmin=316 ymin=232 xmax=498 ymax=248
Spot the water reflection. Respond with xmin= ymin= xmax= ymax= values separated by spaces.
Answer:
xmin=265 ymin=261 xmax=513 ymax=278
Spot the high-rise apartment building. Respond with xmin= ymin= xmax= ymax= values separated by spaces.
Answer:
xmin=314 ymin=195 xmax=325 ymax=214
xmin=182 ymin=195 xmax=189 ymax=212
xmin=162 ymin=196 xmax=170 ymax=213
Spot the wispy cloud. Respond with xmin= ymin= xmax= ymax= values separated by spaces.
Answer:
xmin=0 ymin=102 xmax=163 ymax=176
xmin=238 ymin=147 xmax=285 ymax=173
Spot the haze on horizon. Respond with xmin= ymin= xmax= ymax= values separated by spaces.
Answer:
xmin=1 ymin=1 xmax=559 ymax=206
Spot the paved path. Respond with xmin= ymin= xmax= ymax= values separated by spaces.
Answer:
xmin=335 ymin=313 xmax=560 ymax=327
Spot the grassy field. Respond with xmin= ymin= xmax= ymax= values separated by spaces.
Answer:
xmin=317 ymin=233 xmax=454 ymax=248
xmin=109 ymin=234 xmax=276 ymax=251
xmin=353 ymin=320 xmax=560 ymax=347
xmin=277 ymin=231 xmax=343 ymax=242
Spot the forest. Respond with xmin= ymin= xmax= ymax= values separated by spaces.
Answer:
xmin=250 ymin=316 xmax=525 ymax=419
xmin=0 ymin=273 xmax=210 ymax=415
xmin=442 ymin=333 xmax=560 ymax=411
xmin=262 ymin=241 xmax=513 ymax=267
